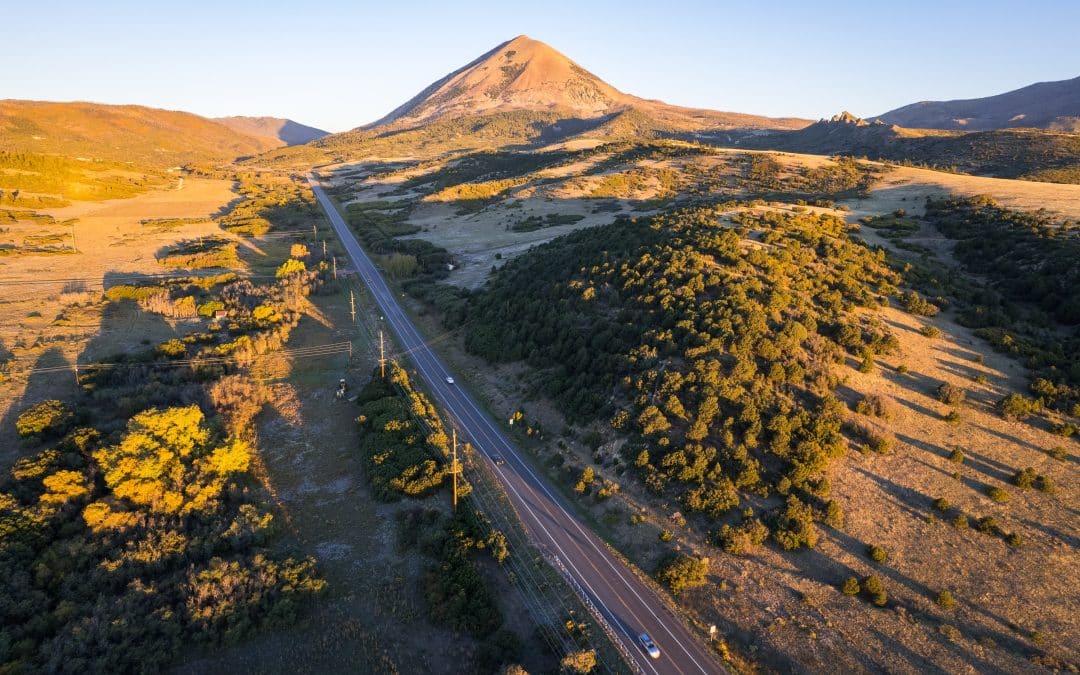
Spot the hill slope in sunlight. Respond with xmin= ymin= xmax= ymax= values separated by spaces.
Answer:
xmin=0 ymin=100 xmax=275 ymax=166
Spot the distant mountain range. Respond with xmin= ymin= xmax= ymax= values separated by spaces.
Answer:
xmin=0 ymin=100 xmax=325 ymax=166
xmin=5 ymin=41 xmax=1078 ymax=180
xmin=214 ymin=116 xmax=327 ymax=147
xmin=874 ymin=75 xmax=1080 ymax=132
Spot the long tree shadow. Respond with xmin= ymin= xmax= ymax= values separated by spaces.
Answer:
xmin=76 ymin=272 xmax=208 ymax=433
xmin=1018 ymin=516 xmax=1080 ymax=549
xmin=749 ymin=547 xmax=893 ymax=672
xmin=892 ymin=392 xmax=945 ymax=420
xmin=973 ymin=422 xmax=1053 ymax=455
xmin=0 ymin=346 xmax=75 ymax=453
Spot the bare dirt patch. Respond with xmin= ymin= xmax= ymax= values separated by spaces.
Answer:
xmin=0 ymin=178 xmax=239 ymax=453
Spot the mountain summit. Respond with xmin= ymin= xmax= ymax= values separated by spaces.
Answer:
xmin=364 ymin=35 xmax=807 ymax=135
xmin=370 ymin=35 xmax=634 ymax=127
xmin=261 ymin=36 xmax=808 ymax=164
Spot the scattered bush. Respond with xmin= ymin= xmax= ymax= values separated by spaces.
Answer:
xmin=714 ymin=518 xmax=769 ymax=555
xmin=936 ymin=383 xmax=966 ymax=406
xmin=1046 ymin=446 xmax=1068 ymax=461
xmin=841 ymin=576 xmax=861 ymax=596
xmin=275 ymin=258 xmax=307 ymax=278
xmin=655 ymin=553 xmax=709 ymax=595
xmin=156 ymin=339 xmax=186 ymax=358
xmin=858 ymin=352 xmax=875 ymax=373
xmin=855 ymin=393 xmax=892 ymax=419
xmin=920 ymin=325 xmax=943 ymax=338
xmin=937 ymin=590 xmax=957 ymax=610
xmin=901 ymin=291 xmax=940 ymax=317
xmin=948 ymin=448 xmax=965 ymax=464
xmin=823 ymin=500 xmax=845 ymax=529
xmin=932 ymin=497 xmax=951 ymax=512
xmin=1012 ymin=467 xmax=1036 ymax=489
xmin=951 ymin=514 xmax=969 ymax=529
xmin=863 ymin=575 xmax=888 ymax=606
xmin=866 ymin=544 xmax=888 ymax=563
xmin=976 ymin=516 xmax=1000 ymax=535
xmin=997 ymin=394 xmax=1040 ymax=422
xmin=560 ymin=649 xmax=597 ymax=674
xmin=772 ymin=496 xmax=818 ymax=550
xmin=986 ymin=486 xmax=1011 ymax=503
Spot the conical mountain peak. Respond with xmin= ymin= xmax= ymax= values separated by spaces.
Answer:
xmin=368 ymin=36 xmax=633 ymax=127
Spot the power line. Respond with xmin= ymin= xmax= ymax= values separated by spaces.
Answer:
xmin=0 ymin=272 xmax=278 ymax=287
xmin=4 ymin=341 xmax=353 ymax=377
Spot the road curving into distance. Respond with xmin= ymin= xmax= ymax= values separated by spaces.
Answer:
xmin=310 ymin=175 xmax=723 ymax=675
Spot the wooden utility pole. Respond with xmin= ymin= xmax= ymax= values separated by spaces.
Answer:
xmin=332 ymin=256 xmax=337 ymax=280
xmin=451 ymin=428 xmax=459 ymax=513
xmin=312 ymin=223 xmax=317 ymax=238
xmin=322 ymin=240 xmax=327 ymax=259
xmin=379 ymin=330 xmax=385 ymax=379
xmin=73 ymin=363 xmax=80 ymax=386
xmin=70 ymin=221 xmax=77 ymax=253
xmin=349 ymin=290 xmax=356 ymax=322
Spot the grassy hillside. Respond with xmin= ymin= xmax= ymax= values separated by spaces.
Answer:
xmin=258 ymin=104 xmax=807 ymax=168
xmin=0 ymin=100 xmax=274 ymax=166
xmin=0 ymin=151 xmax=168 ymax=205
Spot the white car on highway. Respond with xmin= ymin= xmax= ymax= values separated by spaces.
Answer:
xmin=638 ymin=633 xmax=661 ymax=659
xmin=445 ymin=376 xmax=455 ymax=384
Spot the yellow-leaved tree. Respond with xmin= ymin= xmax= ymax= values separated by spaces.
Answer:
xmin=91 ymin=405 xmax=250 ymax=516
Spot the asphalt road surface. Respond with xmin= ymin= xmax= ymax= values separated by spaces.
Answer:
xmin=310 ymin=176 xmax=723 ymax=675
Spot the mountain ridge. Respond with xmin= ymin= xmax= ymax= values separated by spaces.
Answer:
xmin=0 ymin=99 xmax=276 ymax=166
xmin=874 ymin=75 xmax=1080 ymax=131
xmin=214 ymin=116 xmax=328 ymax=147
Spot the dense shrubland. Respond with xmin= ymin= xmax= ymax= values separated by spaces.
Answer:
xmin=458 ymin=205 xmax=900 ymax=544
xmin=215 ymin=172 xmax=321 ymax=236
xmin=1 ymin=176 xmax=330 ymax=672
xmin=1 ymin=404 xmax=324 ymax=673
xmin=355 ymin=362 xmax=520 ymax=670
xmin=918 ymin=196 xmax=1080 ymax=414
xmin=355 ymin=363 xmax=452 ymax=501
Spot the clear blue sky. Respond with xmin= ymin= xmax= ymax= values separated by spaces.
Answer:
xmin=5 ymin=0 xmax=1079 ymax=132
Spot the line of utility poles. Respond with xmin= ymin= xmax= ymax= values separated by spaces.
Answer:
xmin=379 ymin=330 xmax=385 ymax=380
xmin=451 ymin=428 xmax=459 ymax=512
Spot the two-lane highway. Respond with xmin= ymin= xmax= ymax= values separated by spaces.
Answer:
xmin=310 ymin=175 xmax=722 ymax=675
